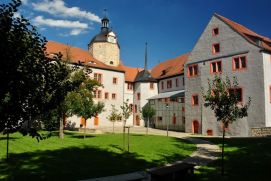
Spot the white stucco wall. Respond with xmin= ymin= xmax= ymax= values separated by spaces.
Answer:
xmin=69 ymin=67 xmax=125 ymax=129
xmin=124 ymin=82 xmax=134 ymax=126
xmin=158 ymin=75 xmax=185 ymax=93
xmin=263 ymin=53 xmax=271 ymax=126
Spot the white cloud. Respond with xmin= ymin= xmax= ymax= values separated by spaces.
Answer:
xmin=13 ymin=12 xmax=21 ymax=18
xmin=70 ymin=29 xmax=83 ymax=36
xmin=32 ymin=0 xmax=101 ymax=23
xmin=21 ymin=0 xmax=28 ymax=5
xmin=33 ymin=16 xmax=88 ymax=29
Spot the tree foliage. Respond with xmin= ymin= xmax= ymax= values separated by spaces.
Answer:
xmin=202 ymin=75 xmax=251 ymax=128
xmin=66 ymin=77 xmax=104 ymax=138
xmin=120 ymin=99 xmax=132 ymax=127
xmin=142 ymin=104 xmax=156 ymax=135
xmin=0 ymin=0 xmax=70 ymax=136
xmin=107 ymin=105 xmax=122 ymax=133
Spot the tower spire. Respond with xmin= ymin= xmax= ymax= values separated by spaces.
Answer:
xmin=101 ymin=9 xmax=109 ymax=31
xmin=144 ymin=42 xmax=148 ymax=70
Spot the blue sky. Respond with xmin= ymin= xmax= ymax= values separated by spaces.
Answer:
xmin=6 ymin=0 xmax=271 ymax=68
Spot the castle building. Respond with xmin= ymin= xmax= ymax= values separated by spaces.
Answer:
xmin=46 ymin=13 xmax=271 ymax=136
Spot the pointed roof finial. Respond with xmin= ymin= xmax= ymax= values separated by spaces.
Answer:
xmin=144 ymin=42 xmax=148 ymax=70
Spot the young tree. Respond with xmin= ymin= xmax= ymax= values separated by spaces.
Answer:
xmin=66 ymin=78 xmax=104 ymax=139
xmin=142 ymin=104 xmax=156 ymax=135
xmin=120 ymin=99 xmax=132 ymax=150
xmin=202 ymin=75 xmax=251 ymax=175
xmin=107 ymin=105 xmax=122 ymax=133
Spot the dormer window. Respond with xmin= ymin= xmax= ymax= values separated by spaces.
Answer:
xmin=212 ymin=28 xmax=219 ymax=36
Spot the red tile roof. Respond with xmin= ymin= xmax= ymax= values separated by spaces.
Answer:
xmin=45 ymin=41 xmax=124 ymax=72
xmin=151 ymin=53 xmax=190 ymax=79
xmin=119 ymin=64 xmax=143 ymax=82
xmin=215 ymin=14 xmax=271 ymax=52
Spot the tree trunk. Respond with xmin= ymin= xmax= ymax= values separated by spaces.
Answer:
xmin=221 ymin=127 xmax=225 ymax=176
xmin=123 ymin=120 xmax=126 ymax=151
xmin=59 ymin=113 xmax=64 ymax=139
xmin=146 ymin=117 xmax=150 ymax=135
xmin=112 ymin=122 xmax=114 ymax=134
xmin=84 ymin=120 xmax=87 ymax=139
xmin=6 ymin=131 xmax=9 ymax=161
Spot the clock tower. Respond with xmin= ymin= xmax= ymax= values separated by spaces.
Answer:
xmin=88 ymin=13 xmax=120 ymax=66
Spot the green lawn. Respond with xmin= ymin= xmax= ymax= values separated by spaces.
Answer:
xmin=195 ymin=137 xmax=271 ymax=181
xmin=0 ymin=132 xmax=195 ymax=181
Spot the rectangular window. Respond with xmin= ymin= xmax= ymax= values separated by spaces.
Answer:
xmin=167 ymin=80 xmax=172 ymax=88
xmin=127 ymin=82 xmax=133 ymax=90
xmin=129 ymin=104 xmax=133 ymax=112
xmin=176 ymin=78 xmax=179 ymax=87
xmin=210 ymin=61 xmax=222 ymax=74
xmin=229 ymin=88 xmax=243 ymax=102
xmin=150 ymin=82 xmax=154 ymax=89
xmin=97 ymin=90 xmax=102 ymax=99
xmin=233 ymin=56 xmax=247 ymax=71
xmin=112 ymin=93 xmax=116 ymax=100
xmin=134 ymin=105 xmax=137 ymax=113
xmin=113 ymin=77 xmax=118 ymax=84
xmin=178 ymin=97 xmax=185 ymax=103
xmin=137 ymin=93 xmax=141 ymax=100
xmin=212 ymin=43 xmax=220 ymax=54
xmin=104 ymin=92 xmax=109 ymax=99
xmin=187 ymin=64 xmax=198 ymax=77
xmin=212 ymin=27 xmax=219 ymax=36
xmin=192 ymin=94 xmax=199 ymax=106
xmin=158 ymin=116 xmax=162 ymax=121
xmin=94 ymin=73 xmax=102 ymax=83
xmin=161 ymin=81 xmax=164 ymax=90
xmin=150 ymin=100 xmax=155 ymax=105
xmin=94 ymin=90 xmax=97 ymax=98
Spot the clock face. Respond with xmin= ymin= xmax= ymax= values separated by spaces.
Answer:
xmin=108 ymin=36 xmax=116 ymax=43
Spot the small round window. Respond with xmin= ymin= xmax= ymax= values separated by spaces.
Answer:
xmin=110 ymin=61 xmax=114 ymax=65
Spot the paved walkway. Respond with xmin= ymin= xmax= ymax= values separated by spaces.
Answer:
xmin=81 ymin=127 xmax=220 ymax=181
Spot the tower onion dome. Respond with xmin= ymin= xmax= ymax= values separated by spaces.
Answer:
xmin=88 ymin=13 xmax=120 ymax=48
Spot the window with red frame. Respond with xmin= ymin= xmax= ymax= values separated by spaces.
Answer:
xmin=192 ymin=95 xmax=199 ymax=106
xmin=94 ymin=73 xmax=102 ymax=83
xmin=97 ymin=90 xmax=102 ymax=99
xmin=211 ymin=61 xmax=222 ymax=73
xmin=176 ymin=78 xmax=179 ymax=87
xmin=212 ymin=43 xmax=220 ymax=54
xmin=229 ymin=88 xmax=242 ymax=102
xmin=127 ymin=82 xmax=133 ymax=90
xmin=187 ymin=64 xmax=198 ymax=77
xmin=137 ymin=93 xmax=141 ymax=100
xmin=104 ymin=92 xmax=109 ymax=99
xmin=112 ymin=93 xmax=116 ymax=100
xmin=161 ymin=81 xmax=164 ymax=90
xmin=134 ymin=105 xmax=137 ymax=113
xmin=93 ymin=90 xmax=97 ymax=98
xmin=150 ymin=82 xmax=154 ymax=89
xmin=233 ymin=56 xmax=247 ymax=70
xmin=212 ymin=28 xmax=219 ymax=36
xmin=167 ymin=80 xmax=172 ymax=88
xmin=113 ymin=77 xmax=118 ymax=84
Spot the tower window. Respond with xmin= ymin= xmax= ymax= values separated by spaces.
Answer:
xmin=113 ymin=77 xmax=118 ymax=84
xmin=110 ymin=61 xmax=114 ymax=65
xmin=192 ymin=94 xmax=199 ymax=106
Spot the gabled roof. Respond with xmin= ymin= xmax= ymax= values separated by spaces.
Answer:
xmin=151 ymin=53 xmax=190 ymax=79
xmin=215 ymin=13 xmax=271 ymax=52
xmin=45 ymin=41 xmax=124 ymax=72
xmin=119 ymin=64 xmax=143 ymax=82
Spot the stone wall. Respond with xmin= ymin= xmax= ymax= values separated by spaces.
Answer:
xmin=251 ymin=127 xmax=271 ymax=137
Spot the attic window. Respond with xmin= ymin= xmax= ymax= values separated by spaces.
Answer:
xmin=212 ymin=43 xmax=220 ymax=54
xmin=161 ymin=70 xmax=166 ymax=76
xmin=212 ymin=28 xmax=219 ymax=36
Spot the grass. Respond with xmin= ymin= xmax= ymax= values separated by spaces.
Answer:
xmin=0 ymin=131 xmax=195 ymax=181
xmin=195 ymin=137 xmax=271 ymax=181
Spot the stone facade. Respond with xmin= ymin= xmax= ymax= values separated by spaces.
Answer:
xmin=89 ymin=42 xmax=120 ymax=66
xmin=185 ymin=15 xmax=268 ymax=136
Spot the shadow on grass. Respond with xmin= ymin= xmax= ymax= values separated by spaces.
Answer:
xmin=63 ymin=131 xmax=96 ymax=139
xmin=0 ymin=137 xmax=19 ymax=141
xmin=0 ymin=145 xmax=155 ymax=181
xmin=194 ymin=137 xmax=271 ymax=181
